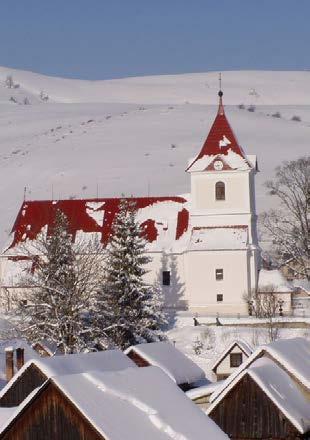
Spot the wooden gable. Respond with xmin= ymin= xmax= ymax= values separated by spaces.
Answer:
xmin=126 ymin=349 xmax=150 ymax=367
xmin=0 ymin=364 xmax=47 ymax=408
xmin=0 ymin=382 xmax=103 ymax=440
xmin=209 ymin=373 xmax=303 ymax=440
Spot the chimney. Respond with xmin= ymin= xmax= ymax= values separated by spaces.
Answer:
xmin=16 ymin=348 xmax=25 ymax=370
xmin=5 ymin=347 xmax=14 ymax=382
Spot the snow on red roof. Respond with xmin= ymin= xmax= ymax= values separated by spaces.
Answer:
xmin=9 ymin=197 xmax=189 ymax=249
xmin=187 ymin=93 xmax=250 ymax=172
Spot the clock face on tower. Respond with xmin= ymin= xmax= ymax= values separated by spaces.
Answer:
xmin=214 ymin=160 xmax=223 ymax=171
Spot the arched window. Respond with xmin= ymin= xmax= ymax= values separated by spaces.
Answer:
xmin=215 ymin=181 xmax=225 ymax=200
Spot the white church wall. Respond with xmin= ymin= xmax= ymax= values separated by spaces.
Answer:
xmin=184 ymin=249 xmax=249 ymax=315
xmin=144 ymin=252 xmax=188 ymax=309
xmin=191 ymin=171 xmax=251 ymax=214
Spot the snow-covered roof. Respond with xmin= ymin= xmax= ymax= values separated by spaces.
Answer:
xmin=188 ymin=226 xmax=248 ymax=251
xmin=210 ymin=339 xmax=253 ymax=372
xmin=0 ymin=339 xmax=41 ymax=383
xmin=125 ymin=342 xmax=205 ymax=385
xmin=186 ymin=94 xmax=252 ymax=173
xmin=210 ymin=337 xmax=310 ymax=404
xmin=258 ymin=269 xmax=294 ymax=292
xmin=292 ymin=278 xmax=310 ymax=294
xmin=0 ymin=366 xmax=228 ymax=439
xmin=5 ymin=196 xmax=190 ymax=254
xmin=0 ymin=407 xmax=16 ymax=429
xmin=207 ymin=357 xmax=310 ymax=434
xmin=0 ymin=349 xmax=136 ymax=400
xmin=186 ymin=380 xmax=224 ymax=400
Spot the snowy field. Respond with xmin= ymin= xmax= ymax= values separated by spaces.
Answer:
xmin=166 ymin=315 xmax=310 ymax=379
xmin=0 ymin=67 xmax=309 ymax=249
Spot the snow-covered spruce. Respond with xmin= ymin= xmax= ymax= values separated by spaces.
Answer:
xmin=94 ymin=198 xmax=167 ymax=350
xmin=16 ymin=210 xmax=103 ymax=354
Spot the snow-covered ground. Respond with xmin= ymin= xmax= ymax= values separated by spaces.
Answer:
xmin=0 ymin=67 xmax=309 ymax=249
xmin=166 ymin=315 xmax=310 ymax=379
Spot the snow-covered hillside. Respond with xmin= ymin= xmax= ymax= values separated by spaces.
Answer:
xmin=0 ymin=66 xmax=309 ymax=247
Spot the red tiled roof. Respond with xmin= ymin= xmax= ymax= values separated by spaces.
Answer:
xmin=187 ymin=94 xmax=248 ymax=171
xmin=9 ymin=197 xmax=189 ymax=249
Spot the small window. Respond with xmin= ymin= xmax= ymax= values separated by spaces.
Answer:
xmin=216 ymin=268 xmax=223 ymax=280
xmin=215 ymin=181 xmax=225 ymax=200
xmin=217 ymin=294 xmax=223 ymax=302
xmin=162 ymin=271 xmax=171 ymax=286
xmin=230 ymin=353 xmax=242 ymax=368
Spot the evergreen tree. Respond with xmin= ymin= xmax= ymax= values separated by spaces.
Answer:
xmin=18 ymin=210 xmax=101 ymax=353
xmin=96 ymin=199 xmax=166 ymax=350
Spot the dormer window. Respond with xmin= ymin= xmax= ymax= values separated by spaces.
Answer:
xmin=215 ymin=182 xmax=225 ymax=200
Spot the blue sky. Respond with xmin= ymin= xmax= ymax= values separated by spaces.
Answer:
xmin=0 ymin=0 xmax=309 ymax=79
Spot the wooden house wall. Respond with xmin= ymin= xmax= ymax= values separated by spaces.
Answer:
xmin=0 ymin=383 xmax=103 ymax=440
xmin=0 ymin=364 xmax=47 ymax=407
xmin=209 ymin=374 xmax=301 ymax=440
xmin=127 ymin=350 xmax=150 ymax=367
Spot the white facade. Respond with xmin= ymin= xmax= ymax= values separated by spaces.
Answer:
xmin=211 ymin=340 xmax=253 ymax=381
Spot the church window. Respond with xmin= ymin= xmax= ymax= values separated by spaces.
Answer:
xmin=162 ymin=271 xmax=171 ymax=286
xmin=216 ymin=268 xmax=223 ymax=280
xmin=215 ymin=181 xmax=225 ymax=200
xmin=230 ymin=353 xmax=242 ymax=367
xmin=217 ymin=294 xmax=223 ymax=302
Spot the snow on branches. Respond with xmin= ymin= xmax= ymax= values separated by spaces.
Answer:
xmin=261 ymin=156 xmax=310 ymax=281
xmin=16 ymin=210 xmax=104 ymax=354
xmin=94 ymin=198 xmax=167 ymax=350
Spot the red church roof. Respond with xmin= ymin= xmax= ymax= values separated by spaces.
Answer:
xmin=187 ymin=92 xmax=250 ymax=172
xmin=8 ymin=197 xmax=189 ymax=250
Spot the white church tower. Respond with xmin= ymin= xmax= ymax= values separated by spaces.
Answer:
xmin=185 ymin=88 xmax=260 ymax=314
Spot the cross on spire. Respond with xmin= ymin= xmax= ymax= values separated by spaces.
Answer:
xmin=218 ymin=72 xmax=224 ymax=115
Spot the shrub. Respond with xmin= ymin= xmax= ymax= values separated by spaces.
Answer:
xmin=192 ymin=337 xmax=204 ymax=355
xmin=291 ymin=115 xmax=301 ymax=122
xmin=201 ymin=327 xmax=215 ymax=350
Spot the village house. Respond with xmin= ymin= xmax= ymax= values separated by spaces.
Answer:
xmin=256 ymin=269 xmax=294 ymax=315
xmin=1 ymin=90 xmax=299 ymax=316
xmin=125 ymin=341 xmax=206 ymax=390
xmin=207 ymin=357 xmax=310 ymax=439
xmin=0 ymin=349 xmax=136 ymax=407
xmin=291 ymin=279 xmax=310 ymax=316
xmin=206 ymin=337 xmax=310 ymax=439
xmin=210 ymin=340 xmax=253 ymax=381
xmin=0 ymin=366 xmax=227 ymax=440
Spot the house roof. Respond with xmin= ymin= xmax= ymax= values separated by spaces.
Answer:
xmin=187 ymin=92 xmax=252 ymax=173
xmin=186 ymin=380 xmax=224 ymax=400
xmin=292 ymin=278 xmax=310 ymax=294
xmin=258 ymin=269 xmax=294 ymax=293
xmin=210 ymin=337 xmax=310 ymax=404
xmin=0 ymin=349 xmax=136 ymax=400
xmin=5 ymin=197 xmax=190 ymax=254
xmin=0 ymin=367 xmax=228 ymax=439
xmin=210 ymin=339 xmax=253 ymax=373
xmin=125 ymin=342 xmax=205 ymax=385
xmin=207 ymin=357 xmax=310 ymax=435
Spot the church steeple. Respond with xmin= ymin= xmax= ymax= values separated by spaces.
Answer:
xmin=187 ymin=80 xmax=251 ymax=173
xmin=217 ymin=73 xmax=225 ymax=116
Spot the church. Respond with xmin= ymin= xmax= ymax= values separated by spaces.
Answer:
xmin=0 ymin=90 xmax=261 ymax=315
